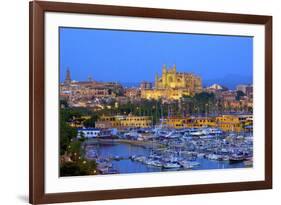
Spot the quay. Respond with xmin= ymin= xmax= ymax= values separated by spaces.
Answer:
xmin=84 ymin=138 xmax=165 ymax=149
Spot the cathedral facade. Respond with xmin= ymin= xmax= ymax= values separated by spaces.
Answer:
xmin=141 ymin=65 xmax=202 ymax=100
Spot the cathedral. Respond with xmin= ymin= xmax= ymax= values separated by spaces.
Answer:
xmin=141 ymin=64 xmax=202 ymax=100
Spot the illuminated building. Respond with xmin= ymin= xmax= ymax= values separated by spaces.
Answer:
xmin=97 ymin=114 xmax=152 ymax=128
xmin=141 ymin=64 xmax=202 ymax=100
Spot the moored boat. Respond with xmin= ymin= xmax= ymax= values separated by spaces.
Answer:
xmin=229 ymin=154 xmax=246 ymax=163
xmin=163 ymin=162 xmax=181 ymax=169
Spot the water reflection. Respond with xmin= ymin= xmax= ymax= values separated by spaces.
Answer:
xmin=88 ymin=142 xmax=246 ymax=174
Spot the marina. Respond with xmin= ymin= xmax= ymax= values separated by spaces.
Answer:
xmin=83 ymin=127 xmax=253 ymax=174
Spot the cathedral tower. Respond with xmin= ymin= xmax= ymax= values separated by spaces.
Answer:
xmin=155 ymin=73 xmax=159 ymax=89
xmin=162 ymin=64 xmax=167 ymax=88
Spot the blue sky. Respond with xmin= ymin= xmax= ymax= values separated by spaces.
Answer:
xmin=59 ymin=27 xmax=253 ymax=89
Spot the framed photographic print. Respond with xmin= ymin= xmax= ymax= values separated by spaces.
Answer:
xmin=29 ymin=1 xmax=272 ymax=204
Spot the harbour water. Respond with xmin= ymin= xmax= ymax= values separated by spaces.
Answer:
xmin=87 ymin=141 xmax=246 ymax=174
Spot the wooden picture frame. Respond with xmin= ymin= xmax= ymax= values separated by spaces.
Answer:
xmin=29 ymin=1 xmax=272 ymax=204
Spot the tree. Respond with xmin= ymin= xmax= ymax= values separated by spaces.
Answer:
xmin=60 ymin=162 xmax=84 ymax=176
xmin=60 ymin=99 xmax=68 ymax=108
xmin=68 ymin=141 xmax=81 ymax=155
xmin=60 ymin=108 xmax=78 ymax=155
xmin=83 ymin=114 xmax=99 ymax=128
xmin=236 ymin=90 xmax=245 ymax=100
xmin=60 ymin=160 xmax=98 ymax=176
xmin=59 ymin=107 xmax=99 ymax=176
xmin=60 ymin=118 xmax=77 ymax=155
xmin=193 ymin=92 xmax=215 ymax=115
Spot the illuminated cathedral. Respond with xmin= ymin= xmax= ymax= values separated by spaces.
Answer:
xmin=141 ymin=64 xmax=202 ymax=100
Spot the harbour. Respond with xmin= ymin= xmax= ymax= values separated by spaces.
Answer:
xmin=83 ymin=127 xmax=252 ymax=175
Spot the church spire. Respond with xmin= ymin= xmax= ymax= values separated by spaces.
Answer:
xmin=64 ymin=67 xmax=71 ymax=85
xmin=173 ymin=64 xmax=176 ymax=72
xmin=162 ymin=64 xmax=167 ymax=73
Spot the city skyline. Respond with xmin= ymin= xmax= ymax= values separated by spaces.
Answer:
xmin=59 ymin=27 xmax=254 ymax=176
xmin=60 ymin=27 xmax=253 ymax=89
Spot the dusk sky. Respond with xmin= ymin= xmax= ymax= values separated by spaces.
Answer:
xmin=59 ymin=27 xmax=253 ymax=89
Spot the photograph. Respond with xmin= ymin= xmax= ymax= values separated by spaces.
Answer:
xmin=28 ymin=1 xmax=273 ymax=204
xmin=59 ymin=27 xmax=254 ymax=176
